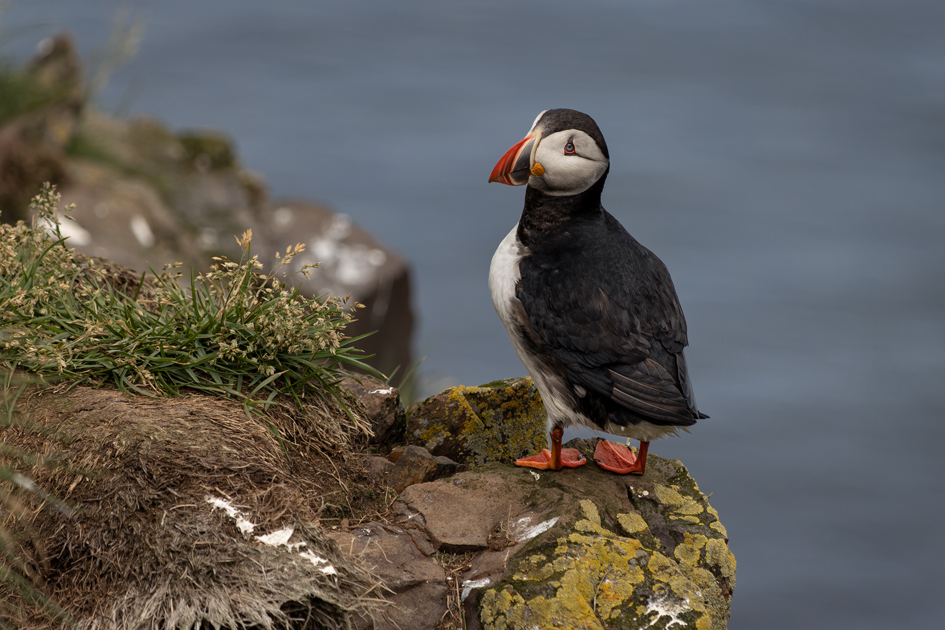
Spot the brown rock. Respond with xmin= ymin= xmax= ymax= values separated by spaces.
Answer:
xmin=0 ymin=34 xmax=83 ymax=222
xmin=391 ymin=450 xmax=735 ymax=630
xmin=339 ymin=375 xmax=406 ymax=445
xmin=361 ymin=455 xmax=395 ymax=483
xmin=328 ymin=523 xmax=446 ymax=630
xmin=385 ymin=445 xmax=462 ymax=494
xmin=393 ymin=470 xmax=560 ymax=553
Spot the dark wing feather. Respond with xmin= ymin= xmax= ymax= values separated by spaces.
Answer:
xmin=516 ymin=211 xmax=704 ymax=426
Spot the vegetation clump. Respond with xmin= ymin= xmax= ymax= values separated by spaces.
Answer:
xmin=0 ymin=184 xmax=376 ymax=440
xmin=0 ymin=185 xmax=385 ymax=628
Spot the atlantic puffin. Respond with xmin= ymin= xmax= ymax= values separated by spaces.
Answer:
xmin=488 ymin=109 xmax=707 ymax=475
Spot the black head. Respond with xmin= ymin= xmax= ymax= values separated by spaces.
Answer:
xmin=489 ymin=109 xmax=610 ymax=196
xmin=532 ymin=109 xmax=609 ymax=160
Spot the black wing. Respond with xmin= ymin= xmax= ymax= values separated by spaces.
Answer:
xmin=516 ymin=213 xmax=704 ymax=426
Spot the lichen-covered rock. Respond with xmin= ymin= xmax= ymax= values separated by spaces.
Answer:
xmin=389 ymin=441 xmax=734 ymax=629
xmin=475 ymin=447 xmax=734 ymax=630
xmin=406 ymin=377 xmax=548 ymax=465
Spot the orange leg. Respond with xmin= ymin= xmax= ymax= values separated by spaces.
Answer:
xmin=593 ymin=440 xmax=649 ymax=475
xmin=515 ymin=427 xmax=586 ymax=471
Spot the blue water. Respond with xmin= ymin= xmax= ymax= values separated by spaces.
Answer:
xmin=4 ymin=1 xmax=944 ymax=628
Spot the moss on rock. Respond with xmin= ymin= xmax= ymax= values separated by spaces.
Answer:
xmin=406 ymin=377 xmax=548 ymax=465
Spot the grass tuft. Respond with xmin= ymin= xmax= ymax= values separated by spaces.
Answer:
xmin=0 ymin=183 xmax=379 ymax=417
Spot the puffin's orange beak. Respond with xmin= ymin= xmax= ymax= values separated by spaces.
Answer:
xmin=489 ymin=134 xmax=536 ymax=186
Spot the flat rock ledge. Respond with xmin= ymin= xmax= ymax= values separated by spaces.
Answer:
xmin=352 ymin=440 xmax=733 ymax=630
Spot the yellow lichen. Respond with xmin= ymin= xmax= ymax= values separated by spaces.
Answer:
xmin=525 ymin=535 xmax=645 ymax=626
xmin=478 ymin=451 xmax=735 ymax=629
xmin=512 ymin=553 xmax=556 ymax=582
xmin=677 ymin=501 xmax=705 ymax=515
xmin=645 ymin=552 xmax=707 ymax=615
xmin=653 ymin=483 xmax=685 ymax=506
xmin=654 ymin=483 xmax=704 ymax=516
xmin=647 ymin=552 xmax=677 ymax=582
xmin=684 ymin=532 xmax=708 ymax=549
xmin=451 ymin=379 xmax=547 ymax=465
xmin=674 ymin=542 xmax=701 ymax=567
xmin=705 ymin=538 xmax=737 ymax=583
xmin=616 ymin=511 xmax=648 ymax=535
xmin=580 ymin=500 xmax=601 ymax=525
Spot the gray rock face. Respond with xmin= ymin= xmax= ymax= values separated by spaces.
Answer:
xmin=261 ymin=199 xmax=415 ymax=375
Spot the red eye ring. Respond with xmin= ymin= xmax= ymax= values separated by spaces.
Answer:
xmin=564 ymin=138 xmax=576 ymax=154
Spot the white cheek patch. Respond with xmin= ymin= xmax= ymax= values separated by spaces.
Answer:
xmin=530 ymin=129 xmax=608 ymax=196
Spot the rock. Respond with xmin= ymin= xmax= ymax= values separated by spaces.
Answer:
xmin=390 ymin=443 xmax=734 ymax=629
xmin=263 ymin=199 xmax=415 ymax=376
xmin=386 ymin=445 xmax=463 ymax=494
xmin=178 ymin=130 xmax=237 ymax=171
xmin=59 ymin=113 xmax=415 ymax=375
xmin=328 ymin=523 xmax=447 ymax=630
xmin=406 ymin=377 xmax=548 ymax=465
xmin=0 ymin=33 xmax=83 ymax=222
xmin=339 ymin=374 xmax=406 ymax=445
xmin=52 ymin=160 xmax=203 ymax=271
xmin=361 ymin=455 xmax=396 ymax=483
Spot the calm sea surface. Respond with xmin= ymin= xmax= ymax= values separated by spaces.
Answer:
xmin=5 ymin=1 xmax=945 ymax=628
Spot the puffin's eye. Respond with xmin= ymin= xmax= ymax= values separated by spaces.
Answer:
xmin=564 ymin=139 xmax=576 ymax=154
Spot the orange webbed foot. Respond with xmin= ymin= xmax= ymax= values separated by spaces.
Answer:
xmin=593 ymin=440 xmax=648 ymax=475
xmin=514 ymin=448 xmax=586 ymax=471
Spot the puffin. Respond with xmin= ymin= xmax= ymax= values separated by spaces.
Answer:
xmin=488 ymin=109 xmax=707 ymax=475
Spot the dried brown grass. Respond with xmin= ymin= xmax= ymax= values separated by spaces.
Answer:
xmin=0 ymin=382 xmax=383 ymax=630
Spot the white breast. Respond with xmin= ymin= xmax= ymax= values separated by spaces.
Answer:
xmin=489 ymin=225 xmax=524 ymax=333
xmin=489 ymin=225 xmax=588 ymax=435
